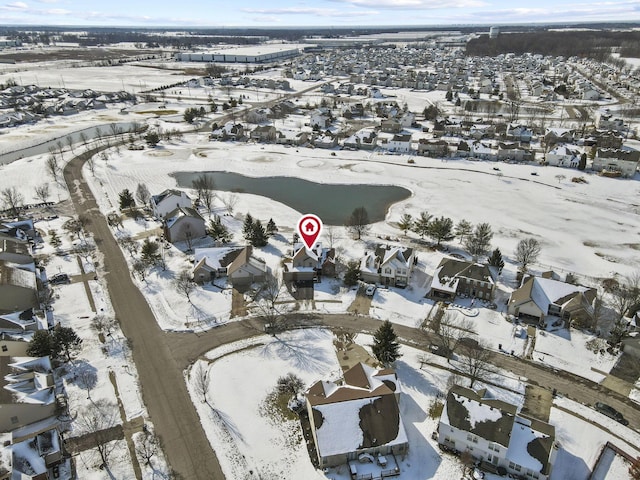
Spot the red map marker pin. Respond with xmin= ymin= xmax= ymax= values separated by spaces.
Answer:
xmin=296 ymin=214 xmax=323 ymax=252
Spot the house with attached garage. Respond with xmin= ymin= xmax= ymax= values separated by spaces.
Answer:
xmin=305 ymin=362 xmax=408 ymax=468
xmin=150 ymin=189 xmax=192 ymax=219
xmin=507 ymin=275 xmax=596 ymax=327
xmin=428 ymin=258 xmax=496 ymax=301
xmin=192 ymin=246 xmax=267 ymax=287
xmin=163 ymin=206 xmax=206 ymax=245
xmin=282 ymin=242 xmax=336 ymax=283
xmin=544 ymin=144 xmax=582 ymax=168
xmin=360 ymin=244 xmax=415 ymax=288
xmin=438 ymin=385 xmax=558 ymax=480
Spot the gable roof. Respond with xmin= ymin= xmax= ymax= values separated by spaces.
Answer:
xmin=510 ymin=276 xmax=593 ymax=314
xmin=151 ymin=189 xmax=188 ymax=207
xmin=164 ymin=206 xmax=204 ymax=229
xmin=442 ymin=385 xmax=516 ymax=447
xmin=432 ymin=258 xmax=495 ymax=292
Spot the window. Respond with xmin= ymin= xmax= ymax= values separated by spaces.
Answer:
xmin=385 ymin=268 xmax=391 ymax=274
xmin=10 ymin=416 xmax=18 ymax=424
xmin=1 ymin=345 xmax=7 ymax=352
xmin=488 ymin=443 xmax=500 ymax=452
xmin=466 ymin=433 xmax=478 ymax=444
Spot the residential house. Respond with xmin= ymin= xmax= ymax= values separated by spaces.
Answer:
xmin=246 ymin=108 xmax=270 ymax=124
xmin=471 ymin=141 xmax=497 ymax=161
xmin=545 ymin=144 xmax=582 ymax=168
xmin=0 ymin=257 xmax=38 ymax=315
xmin=192 ymin=246 xmax=266 ymax=287
xmin=250 ymin=125 xmax=277 ymax=143
xmin=6 ymin=427 xmax=72 ymax=480
xmin=399 ymin=112 xmax=415 ymax=128
xmin=163 ymin=206 xmax=206 ymax=245
xmin=595 ymin=111 xmax=625 ymax=132
xmin=386 ymin=133 xmax=412 ymax=153
xmin=544 ymin=128 xmax=574 ymax=147
xmin=507 ymin=275 xmax=596 ymax=326
xmin=469 ymin=124 xmax=495 ymax=140
xmin=429 ymin=258 xmax=496 ymax=301
xmin=438 ymin=385 xmax=558 ymax=480
xmin=276 ymin=130 xmax=308 ymax=146
xmin=0 ymin=356 xmax=59 ymax=432
xmin=497 ymin=142 xmax=529 ymax=162
xmin=380 ymin=119 xmax=402 ymax=134
xmin=506 ymin=124 xmax=534 ymax=143
xmin=343 ymin=128 xmax=377 ymax=151
xmin=305 ymin=362 xmax=409 ymax=468
xmin=312 ymin=131 xmax=339 ymax=149
xmin=360 ymin=244 xmax=415 ymax=288
xmin=310 ymin=109 xmax=332 ymax=129
xmin=283 ymin=242 xmax=336 ymax=283
xmin=210 ymin=122 xmax=244 ymax=141
xmin=622 ymin=336 xmax=640 ymax=359
xmin=592 ymin=148 xmax=640 ymax=178
xmin=150 ymin=189 xmax=192 ymax=219
xmin=417 ymin=139 xmax=448 ymax=158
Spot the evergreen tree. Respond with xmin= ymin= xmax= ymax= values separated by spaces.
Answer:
xmin=145 ymin=130 xmax=160 ymax=147
xmin=488 ymin=248 xmax=505 ymax=274
xmin=208 ymin=216 xmax=232 ymax=244
xmin=266 ymin=218 xmax=278 ymax=237
xmin=251 ymin=220 xmax=268 ymax=247
xmin=426 ymin=216 xmax=455 ymax=247
xmin=48 ymin=230 xmax=62 ymax=249
xmin=26 ymin=330 xmax=56 ymax=358
xmin=578 ymin=153 xmax=587 ymax=171
xmin=118 ymin=189 xmax=135 ymax=211
xmin=141 ymin=238 xmax=161 ymax=266
xmin=371 ymin=320 xmax=402 ymax=366
xmin=53 ymin=326 xmax=83 ymax=362
xmin=455 ymin=219 xmax=473 ymax=243
xmin=243 ymin=213 xmax=254 ymax=241
xmin=397 ymin=213 xmax=413 ymax=236
xmin=412 ymin=211 xmax=433 ymax=239
xmin=343 ymin=260 xmax=361 ymax=287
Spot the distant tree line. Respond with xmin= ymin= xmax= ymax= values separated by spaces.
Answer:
xmin=466 ymin=30 xmax=640 ymax=61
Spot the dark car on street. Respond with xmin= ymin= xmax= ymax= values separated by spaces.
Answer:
xmin=594 ymin=402 xmax=629 ymax=425
xmin=49 ymin=273 xmax=71 ymax=285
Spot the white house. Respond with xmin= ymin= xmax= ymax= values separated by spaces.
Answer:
xmin=438 ymin=385 xmax=558 ymax=480
xmin=360 ymin=244 xmax=415 ymax=287
xmin=150 ymin=189 xmax=192 ymax=219
xmin=545 ymin=144 xmax=581 ymax=168
xmin=386 ymin=133 xmax=412 ymax=153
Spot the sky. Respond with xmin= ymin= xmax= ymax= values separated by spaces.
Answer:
xmin=1 ymin=0 xmax=640 ymax=28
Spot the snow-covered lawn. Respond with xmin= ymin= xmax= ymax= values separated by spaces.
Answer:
xmin=533 ymin=328 xmax=620 ymax=383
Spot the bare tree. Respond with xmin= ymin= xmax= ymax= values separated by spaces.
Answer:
xmin=86 ymin=157 xmax=96 ymax=176
xmin=1 ymin=187 xmax=24 ymax=218
xmin=135 ymin=183 xmax=151 ymax=208
xmin=606 ymin=272 xmax=640 ymax=320
xmin=192 ymin=174 xmax=216 ymax=217
xmin=345 ymin=206 xmax=371 ymax=240
xmin=79 ymin=132 xmax=89 ymax=146
xmin=46 ymin=155 xmax=60 ymax=182
xmin=457 ymin=340 xmax=496 ymax=388
xmin=136 ymin=429 xmax=159 ymax=467
xmin=174 ymin=269 xmax=196 ymax=303
xmin=117 ymin=235 xmax=138 ymax=257
xmin=430 ymin=312 xmax=476 ymax=362
xmin=65 ymin=134 xmax=74 ymax=153
xmin=77 ymin=399 xmax=120 ymax=468
xmin=192 ymin=362 xmax=211 ymax=406
xmin=256 ymin=272 xmax=283 ymax=309
xmin=221 ymin=193 xmax=238 ymax=214
xmin=515 ymin=238 xmax=542 ymax=273
xmin=325 ymin=225 xmax=337 ymax=248
xmin=34 ymin=183 xmax=50 ymax=204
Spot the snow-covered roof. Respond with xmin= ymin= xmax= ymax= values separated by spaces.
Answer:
xmin=528 ymin=276 xmax=591 ymax=314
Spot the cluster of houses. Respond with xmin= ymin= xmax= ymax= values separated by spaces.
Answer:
xmin=0 ymin=84 xmax=134 ymax=127
xmin=0 ymin=221 xmax=73 ymax=479
xmin=300 ymin=358 xmax=558 ymax=479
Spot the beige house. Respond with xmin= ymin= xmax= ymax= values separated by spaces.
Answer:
xmin=7 ymin=427 xmax=71 ymax=479
xmin=0 ymin=259 xmax=38 ymax=315
xmin=163 ymin=206 xmax=206 ymax=245
xmin=429 ymin=258 xmax=496 ymax=301
xmin=283 ymin=243 xmax=336 ymax=283
xmin=592 ymin=149 xmax=640 ymax=178
xmin=360 ymin=245 xmax=415 ymax=288
xmin=192 ymin=246 xmax=266 ymax=287
xmin=305 ymin=362 xmax=408 ymax=468
xmin=0 ymin=357 xmax=59 ymax=432
xmin=507 ymin=276 xmax=595 ymax=326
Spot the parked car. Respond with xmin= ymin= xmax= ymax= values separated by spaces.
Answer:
xmin=365 ymin=285 xmax=376 ymax=296
xmin=49 ymin=273 xmax=70 ymax=285
xmin=594 ymin=402 xmax=629 ymax=425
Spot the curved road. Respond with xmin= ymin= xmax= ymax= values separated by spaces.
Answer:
xmin=65 ymin=147 xmax=640 ymax=479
